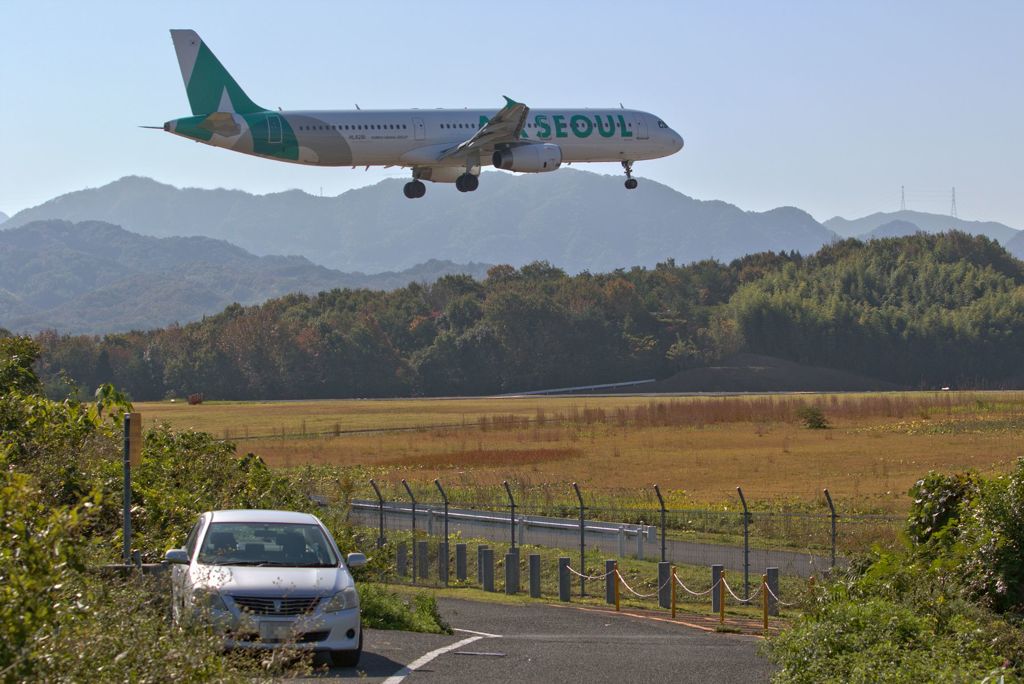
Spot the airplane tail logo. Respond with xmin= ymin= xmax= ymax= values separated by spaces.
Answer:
xmin=170 ymin=29 xmax=265 ymax=116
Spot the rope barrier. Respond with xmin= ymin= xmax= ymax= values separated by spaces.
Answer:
xmin=615 ymin=570 xmax=672 ymax=599
xmin=674 ymin=575 xmax=719 ymax=597
xmin=720 ymin=576 xmax=760 ymax=605
xmin=763 ymin=580 xmax=798 ymax=607
xmin=565 ymin=565 xmax=615 ymax=581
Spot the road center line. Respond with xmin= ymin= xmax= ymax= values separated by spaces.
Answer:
xmin=382 ymin=634 xmax=488 ymax=684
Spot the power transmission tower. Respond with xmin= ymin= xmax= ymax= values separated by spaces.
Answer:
xmin=900 ymin=185 xmax=906 ymax=211
xmin=950 ymin=187 xmax=957 ymax=219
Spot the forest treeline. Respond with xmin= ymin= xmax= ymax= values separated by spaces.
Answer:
xmin=19 ymin=231 xmax=1024 ymax=400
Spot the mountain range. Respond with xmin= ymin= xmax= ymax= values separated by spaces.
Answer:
xmin=0 ymin=211 xmax=8 ymax=224
xmin=0 ymin=220 xmax=489 ymax=334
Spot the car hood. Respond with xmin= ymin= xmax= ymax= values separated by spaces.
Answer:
xmin=192 ymin=565 xmax=352 ymax=595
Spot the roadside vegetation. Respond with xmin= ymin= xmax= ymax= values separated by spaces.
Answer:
xmin=0 ymin=337 xmax=446 ymax=683
xmin=766 ymin=465 xmax=1024 ymax=682
xmin=32 ymin=231 xmax=1024 ymax=400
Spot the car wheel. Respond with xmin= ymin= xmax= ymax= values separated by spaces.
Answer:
xmin=330 ymin=627 xmax=363 ymax=667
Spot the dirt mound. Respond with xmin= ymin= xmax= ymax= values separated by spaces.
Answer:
xmin=645 ymin=353 xmax=902 ymax=393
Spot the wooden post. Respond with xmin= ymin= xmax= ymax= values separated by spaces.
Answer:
xmin=762 ymin=574 xmax=769 ymax=633
xmin=671 ymin=565 xmax=677 ymax=619
xmin=719 ymin=570 xmax=727 ymax=625
xmin=614 ymin=561 xmax=620 ymax=612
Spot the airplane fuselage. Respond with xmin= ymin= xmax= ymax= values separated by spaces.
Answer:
xmin=168 ymin=107 xmax=683 ymax=172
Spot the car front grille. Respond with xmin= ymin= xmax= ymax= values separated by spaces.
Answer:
xmin=232 ymin=595 xmax=321 ymax=616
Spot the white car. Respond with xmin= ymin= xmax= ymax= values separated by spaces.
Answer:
xmin=165 ymin=509 xmax=366 ymax=667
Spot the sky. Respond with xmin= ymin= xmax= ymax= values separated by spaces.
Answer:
xmin=1 ymin=1 xmax=1022 ymax=227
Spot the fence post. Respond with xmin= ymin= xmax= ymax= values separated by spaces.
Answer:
xmin=618 ymin=525 xmax=626 ymax=557
xmin=529 ymin=554 xmax=541 ymax=598
xmin=653 ymin=484 xmax=667 ymax=563
xmin=397 ymin=542 xmax=408 ymax=577
xmin=477 ymin=545 xmax=489 ymax=585
xmin=482 ymin=548 xmax=495 ymax=592
xmin=711 ymin=564 xmax=723 ymax=613
xmin=503 ymin=480 xmax=517 ymax=551
xmin=558 ymin=557 xmax=571 ymax=602
xmin=823 ymin=488 xmax=837 ymax=569
xmin=121 ymin=413 xmax=134 ymax=565
xmin=416 ymin=540 xmax=429 ymax=581
xmin=767 ymin=566 xmax=780 ymax=616
xmin=636 ymin=522 xmax=644 ymax=560
xmin=736 ymin=486 xmax=750 ymax=601
xmin=402 ymin=479 xmax=417 ymax=583
xmin=369 ymin=479 xmax=386 ymax=548
xmin=658 ymin=561 xmax=671 ymax=609
xmin=605 ymin=559 xmax=616 ymax=604
xmin=434 ymin=479 xmax=449 ymax=585
xmin=456 ymin=543 xmax=467 ymax=581
xmin=519 ymin=515 xmax=528 ymax=546
xmin=572 ymin=482 xmax=586 ymax=597
xmin=505 ymin=550 xmax=519 ymax=595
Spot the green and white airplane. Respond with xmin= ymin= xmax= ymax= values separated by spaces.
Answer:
xmin=163 ymin=30 xmax=684 ymax=198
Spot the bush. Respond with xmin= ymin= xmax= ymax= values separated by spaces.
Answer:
xmin=797 ymin=405 xmax=829 ymax=429
xmin=359 ymin=584 xmax=451 ymax=634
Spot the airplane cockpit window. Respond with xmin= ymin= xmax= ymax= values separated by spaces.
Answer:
xmin=658 ymin=120 xmax=668 ymax=129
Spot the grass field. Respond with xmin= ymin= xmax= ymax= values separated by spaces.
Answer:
xmin=136 ymin=391 xmax=1024 ymax=514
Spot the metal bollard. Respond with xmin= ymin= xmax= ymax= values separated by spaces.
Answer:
xmin=658 ymin=562 xmax=671 ymax=609
xmin=605 ymin=559 xmax=616 ymax=604
xmin=558 ymin=557 xmax=571 ymax=602
xmin=456 ymin=543 xmax=467 ymax=581
xmin=767 ymin=567 xmax=780 ymax=616
xmin=618 ymin=526 xmax=626 ymax=558
xmin=438 ymin=542 xmax=449 ymax=585
xmin=505 ymin=551 xmax=519 ymax=595
xmin=711 ymin=564 xmax=723 ymax=613
xmin=477 ymin=545 xmax=489 ymax=585
xmin=397 ymin=542 xmax=408 ymax=577
xmin=529 ymin=554 xmax=541 ymax=598
xmin=482 ymin=548 xmax=495 ymax=592
xmin=416 ymin=540 xmax=429 ymax=581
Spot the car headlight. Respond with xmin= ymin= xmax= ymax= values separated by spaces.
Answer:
xmin=322 ymin=587 xmax=359 ymax=613
xmin=192 ymin=588 xmax=229 ymax=614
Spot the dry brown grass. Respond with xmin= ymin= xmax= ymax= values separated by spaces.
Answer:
xmin=136 ymin=391 xmax=1024 ymax=512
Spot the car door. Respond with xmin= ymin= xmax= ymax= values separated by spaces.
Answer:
xmin=172 ymin=518 xmax=204 ymax=618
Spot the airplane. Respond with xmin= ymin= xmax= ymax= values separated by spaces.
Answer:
xmin=162 ymin=30 xmax=684 ymax=199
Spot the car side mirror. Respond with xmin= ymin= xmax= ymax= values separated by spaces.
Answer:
xmin=165 ymin=548 xmax=191 ymax=565
xmin=346 ymin=552 xmax=367 ymax=568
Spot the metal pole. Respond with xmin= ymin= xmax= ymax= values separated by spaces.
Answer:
xmin=122 ymin=413 xmax=132 ymax=566
xmin=402 ymin=479 xmax=417 ymax=582
xmin=653 ymin=484 xmax=667 ymax=563
xmin=736 ymin=486 xmax=749 ymax=601
xmin=503 ymin=480 xmax=516 ymax=551
xmin=434 ymin=479 xmax=449 ymax=550
xmin=823 ymin=488 xmax=837 ymax=569
xmin=572 ymin=482 xmax=585 ymax=597
xmin=370 ymin=479 xmax=385 ymax=548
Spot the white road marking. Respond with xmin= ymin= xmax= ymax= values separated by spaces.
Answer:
xmin=453 ymin=627 xmax=503 ymax=638
xmin=382 ymin=635 xmax=486 ymax=684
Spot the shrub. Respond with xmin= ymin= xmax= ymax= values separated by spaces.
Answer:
xmin=359 ymin=584 xmax=451 ymax=634
xmin=797 ymin=405 xmax=829 ymax=429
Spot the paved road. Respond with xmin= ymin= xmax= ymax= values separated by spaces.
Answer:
xmin=300 ymin=597 xmax=772 ymax=683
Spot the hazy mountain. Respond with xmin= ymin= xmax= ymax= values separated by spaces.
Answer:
xmin=1006 ymin=232 xmax=1024 ymax=260
xmin=863 ymin=219 xmax=923 ymax=240
xmin=825 ymin=210 xmax=1020 ymax=244
xmin=5 ymin=171 xmax=840 ymax=273
xmin=0 ymin=220 xmax=489 ymax=334
xmin=0 ymin=211 xmax=8 ymax=225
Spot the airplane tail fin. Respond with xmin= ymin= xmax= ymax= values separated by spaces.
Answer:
xmin=170 ymin=29 xmax=265 ymax=115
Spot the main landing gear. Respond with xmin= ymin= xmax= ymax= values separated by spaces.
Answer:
xmin=622 ymin=160 xmax=638 ymax=190
xmin=403 ymin=179 xmax=426 ymax=199
xmin=455 ymin=173 xmax=479 ymax=193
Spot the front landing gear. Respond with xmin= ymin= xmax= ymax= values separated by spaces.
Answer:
xmin=455 ymin=173 xmax=479 ymax=193
xmin=622 ymin=160 xmax=638 ymax=190
xmin=403 ymin=179 xmax=426 ymax=199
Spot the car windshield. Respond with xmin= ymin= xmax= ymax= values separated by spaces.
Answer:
xmin=197 ymin=522 xmax=339 ymax=567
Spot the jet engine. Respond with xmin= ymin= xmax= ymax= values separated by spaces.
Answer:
xmin=491 ymin=143 xmax=562 ymax=173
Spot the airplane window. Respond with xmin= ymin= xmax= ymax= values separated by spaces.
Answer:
xmin=658 ymin=120 xmax=668 ymax=128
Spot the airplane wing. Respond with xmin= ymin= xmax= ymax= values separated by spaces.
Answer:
xmin=438 ymin=96 xmax=529 ymax=162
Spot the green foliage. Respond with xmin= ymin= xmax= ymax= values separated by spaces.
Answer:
xmin=907 ymin=471 xmax=977 ymax=546
xmin=358 ymin=584 xmax=451 ymax=634
xmin=0 ymin=335 xmax=42 ymax=395
xmin=796 ymin=405 xmax=829 ymax=429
